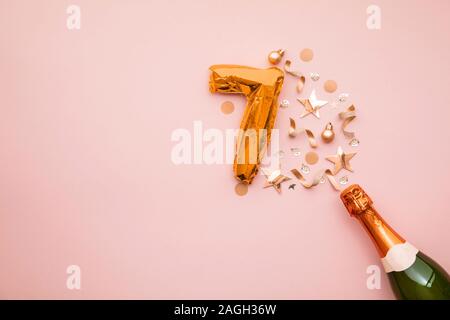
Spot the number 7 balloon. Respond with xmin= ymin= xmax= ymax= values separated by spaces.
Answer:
xmin=209 ymin=65 xmax=284 ymax=184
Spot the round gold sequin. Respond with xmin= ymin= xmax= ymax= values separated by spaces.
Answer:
xmin=300 ymin=48 xmax=314 ymax=62
xmin=324 ymin=80 xmax=338 ymax=93
xmin=221 ymin=101 xmax=235 ymax=114
xmin=305 ymin=151 xmax=319 ymax=165
xmin=235 ymin=182 xmax=248 ymax=196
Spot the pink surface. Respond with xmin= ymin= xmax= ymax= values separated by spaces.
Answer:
xmin=1 ymin=0 xmax=449 ymax=299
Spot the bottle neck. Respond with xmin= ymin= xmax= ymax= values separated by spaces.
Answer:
xmin=355 ymin=206 xmax=405 ymax=258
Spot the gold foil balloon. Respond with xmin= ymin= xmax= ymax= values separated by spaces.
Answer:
xmin=209 ymin=65 xmax=284 ymax=184
xmin=267 ymin=49 xmax=285 ymax=65
xmin=321 ymin=122 xmax=335 ymax=143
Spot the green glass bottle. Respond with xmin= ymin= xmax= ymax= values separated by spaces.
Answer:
xmin=340 ymin=184 xmax=450 ymax=300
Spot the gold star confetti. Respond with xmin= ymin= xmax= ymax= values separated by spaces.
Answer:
xmin=297 ymin=90 xmax=328 ymax=119
xmin=261 ymin=167 xmax=291 ymax=193
xmin=326 ymin=146 xmax=356 ymax=175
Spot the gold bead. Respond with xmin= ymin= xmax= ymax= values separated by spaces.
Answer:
xmin=268 ymin=49 xmax=285 ymax=65
xmin=321 ymin=122 xmax=335 ymax=143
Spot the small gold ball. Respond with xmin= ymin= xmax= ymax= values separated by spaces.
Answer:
xmin=321 ymin=123 xmax=335 ymax=143
xmin=268 ymin=49 xmax=285 ymax=65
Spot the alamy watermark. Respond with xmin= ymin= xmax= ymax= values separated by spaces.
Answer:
xmin=66 ymin=265 xmax=81 ymax=290
xmin=66 ymin=5 xmax=81 ymax=30
xmin=366 ymin=5 xmax=381 ymax=30
xmin=366 ymin=265 xmax=381 ymax=290
xmin=171 ymin=121 xmax=281 ymax=171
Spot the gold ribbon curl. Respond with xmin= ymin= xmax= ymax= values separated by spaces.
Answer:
xmin=288 ymin=117 xmax=317 ymax=148
xmin=284 ymin=60 xmax=303 ymax=78
xmin=284 ymin=60 xmax=305 ymax=93
xmin=296 ymin=76 xmax=305 ymax=93
xmin=339 ymin=104 xmax=357 ymax=139
xmin=290 ymin=168 xmax=340 ymax=191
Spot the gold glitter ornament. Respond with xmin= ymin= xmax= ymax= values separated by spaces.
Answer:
xmin=321 ymin=122 xmax=335 ymax=143
xmin=268 ymin=49 xmax=285 ymax=65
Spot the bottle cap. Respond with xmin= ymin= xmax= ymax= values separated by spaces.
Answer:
xmin=340 ymin=184 xmax=373 ymax=216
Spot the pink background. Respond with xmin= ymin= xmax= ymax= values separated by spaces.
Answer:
xmin=1 ymin=0 xmax=449 ymax=299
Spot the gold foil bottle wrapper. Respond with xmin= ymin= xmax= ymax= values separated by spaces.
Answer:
xmin=209 ymin=65 xmax=284 ymax=184
xmin=340 ymin=184 xmax=406 ymax=258
xmin=288 ymin=118 xmax=317 ymax=148
xmin=339 ymin=104 xmax=357 ymax=138
xmin=340 ymin=184 xmax=373 ymax=216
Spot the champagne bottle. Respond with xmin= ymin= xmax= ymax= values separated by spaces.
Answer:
xmin=340 ymin=184 xmax=450 ymax=300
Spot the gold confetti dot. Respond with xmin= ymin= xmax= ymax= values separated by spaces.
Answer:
xmin=235 ymin=182 xmax=248 ymax=196
xmin=221 ymin=101 xmax=235 ymax=114
xmin=305 ymin=151 xmax=319 ymax=165
xmin=324 ymin=80 xmax=338 ymax=93
xmin=300 ymin=48 xmax=314 ymax=62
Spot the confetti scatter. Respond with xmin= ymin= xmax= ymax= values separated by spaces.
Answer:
xmin=339 ymin=176 xmax=349 ymax=185
xmin=235 ymin=182 xmax=249 ymax=196
xmin=349 ymin=138 xmax=360 ymax=147
xmin=338 ymin=93 xmax=349 ymax=103
xmin=280 ymin=99 xmax=290 ymax=108
xmin=305 ymin=151 xmax=319 ymax=165
xmin=290 ymin=147 xmax=301 ymax=156
xmin=214 ymin=47 xmax=361 ymax=194
xmin=310 ymin=72 xmax=320 ymax=82
xmin=300 ymin=48 xmax=314 ymax=62
xmin=221 ymin=101 xmax=235 ymax=114
xmin=301 ymin=164 xmax=310 ymax=174
xmin=324 ymin=80 xmax=338 ymax=93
